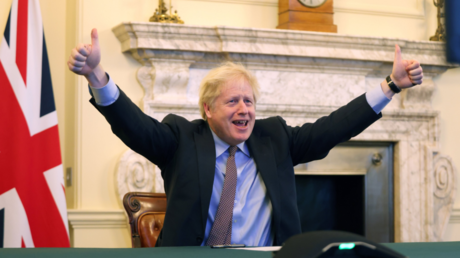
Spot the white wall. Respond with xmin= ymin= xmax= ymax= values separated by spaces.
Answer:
xmin=1 ymin=0 xmax=459 ymax=247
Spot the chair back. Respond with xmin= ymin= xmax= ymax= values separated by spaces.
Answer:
xmin=123 ymin=192 xmax=167 ymax=247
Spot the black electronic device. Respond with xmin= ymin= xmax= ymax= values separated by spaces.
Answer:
xmin=274 ymin=231 xmax=407 ymax=258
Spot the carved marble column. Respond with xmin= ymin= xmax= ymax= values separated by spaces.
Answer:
xmin=428 ymin=149 xmax=457 ymax=241
xmin=131 ymin=49 xmax=205 ymax=106
xmin=116 ymin=149 xmax=163 ymax=203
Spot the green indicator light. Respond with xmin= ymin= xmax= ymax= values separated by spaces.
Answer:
xmin=339 ymin=243 xmax=355 ymax=250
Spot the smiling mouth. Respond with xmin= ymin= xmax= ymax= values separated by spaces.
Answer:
xmin=233 ymin=120 xmax=248 ymax=127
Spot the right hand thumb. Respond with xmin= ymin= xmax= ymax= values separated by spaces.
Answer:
xmin=84 ymin=28 xmax=101 ymax=71
xmin=91 ymin=28 xmax=99 ymax=49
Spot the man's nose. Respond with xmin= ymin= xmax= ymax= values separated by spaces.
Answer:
xmin=237 ymin=100 xmax=248 ymax=114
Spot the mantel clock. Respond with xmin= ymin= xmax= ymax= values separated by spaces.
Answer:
xmin=277 ymin=0 xmax=337 ymax=33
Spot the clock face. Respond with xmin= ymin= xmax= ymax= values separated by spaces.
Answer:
xmin=298 ymin=0 xmax=327 ymax=8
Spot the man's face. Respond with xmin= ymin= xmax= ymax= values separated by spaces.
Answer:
xmin=204 ymin=79 xmax=255 ymax=146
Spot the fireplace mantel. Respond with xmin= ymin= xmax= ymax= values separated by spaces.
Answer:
xmin=112 ymin=22 xmax=456 ymax=242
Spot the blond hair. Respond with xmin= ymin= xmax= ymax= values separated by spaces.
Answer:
xmin=198 ymin=62 xmax=260 ymax=120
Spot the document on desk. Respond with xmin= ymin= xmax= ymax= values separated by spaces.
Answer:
xmin=234 ymin=246 xmax=282 ymax=251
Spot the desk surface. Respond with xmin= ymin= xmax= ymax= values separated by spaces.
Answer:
xmin=1 ymin=242 xmax=459 ymax=258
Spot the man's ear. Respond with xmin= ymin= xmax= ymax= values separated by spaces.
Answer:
xmin=203 ymin=103 xmax=212 ymax=119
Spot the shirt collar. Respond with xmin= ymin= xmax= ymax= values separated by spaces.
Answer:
xmin=210 ymin=127 xmax=250 ymax=158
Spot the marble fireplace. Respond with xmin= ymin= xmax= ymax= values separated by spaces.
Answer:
xmin=112 ymin=22 xmax=456 ymax=242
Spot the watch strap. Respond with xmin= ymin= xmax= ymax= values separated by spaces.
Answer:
xmin=386 ymin=75 xmax=401 ymax=93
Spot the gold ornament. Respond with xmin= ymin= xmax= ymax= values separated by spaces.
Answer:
xmin=149 ymin=0 xmax=184 ymax=24
xmin=430 ymin=0 xmax=446 ymax=42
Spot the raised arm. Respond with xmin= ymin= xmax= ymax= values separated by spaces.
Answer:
xmin=66 ymin=29 xmax=178 ymax=168
xmin=289 ymin=45 xmax=424 ymax=165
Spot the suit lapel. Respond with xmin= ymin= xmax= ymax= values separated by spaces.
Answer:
xmin=247 ymin=133 xmax=281 ymax=235
xmin=194 ymin=125 xmax=216 ymax=230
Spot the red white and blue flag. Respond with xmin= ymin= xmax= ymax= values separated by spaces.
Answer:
xmin=0 ymin=0 xmax=70 ymax=247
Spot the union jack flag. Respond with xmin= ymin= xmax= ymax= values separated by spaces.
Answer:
xmin=0 ymin=0 xmax=70 ymax=247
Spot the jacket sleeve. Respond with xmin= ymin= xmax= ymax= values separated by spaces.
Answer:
xmin=287 ymin=94 xmax=381 ymax=166
xmin=90 ymin=88 xmax=178 ymax=169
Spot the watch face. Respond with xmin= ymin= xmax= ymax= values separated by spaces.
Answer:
xmin=298 ymin=0 xmax=327 ymax=8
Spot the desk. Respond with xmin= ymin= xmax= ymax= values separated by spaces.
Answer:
xmin=1 ymin=242 xmax=459 ymax=258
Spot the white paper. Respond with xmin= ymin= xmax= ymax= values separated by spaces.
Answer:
xmin=234 ymin=246 xmax=282 ymax=252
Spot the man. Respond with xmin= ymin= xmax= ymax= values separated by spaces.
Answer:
xmin=68 ymin=29 xmax=423 ymax=247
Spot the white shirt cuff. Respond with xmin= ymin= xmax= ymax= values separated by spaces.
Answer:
xmin=365 ymin=84 xmax=391 ymax=114
xmin=88 ymin=73 xmax=120 ymax=106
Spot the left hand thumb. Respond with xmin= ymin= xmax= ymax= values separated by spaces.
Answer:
xmin=391 ymin=44 xmax=416 ymax=89
xmin=393 ymin=44 xmax=402 ymax=67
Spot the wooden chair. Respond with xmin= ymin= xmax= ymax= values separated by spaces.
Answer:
xmin=123 ymin=192 xmax=167 ymax=247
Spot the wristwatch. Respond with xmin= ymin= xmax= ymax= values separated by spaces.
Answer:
xmin=386 ymin=75 xmax=401 ymax=93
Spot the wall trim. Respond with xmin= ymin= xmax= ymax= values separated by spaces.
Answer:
xmin=74 ymin=0 xmax=84 ymax=210
xmin=185 ymin=0 xmax=277 ymax=7
xmin=184 ymin=0 xmax=425 ymax=19
xmin=449 ymin=209 xmax=460 ymax=224
xmin=68 ymin=209 xmax=127 ymax=229
xmin=334 ymin=7 xmax=425 ymax=20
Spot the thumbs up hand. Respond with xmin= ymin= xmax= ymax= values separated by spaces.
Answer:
xmin=68 ymin=29 xmax=107 ymax=88
xmin=390 ymin=44 xmax=423 ymax=89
